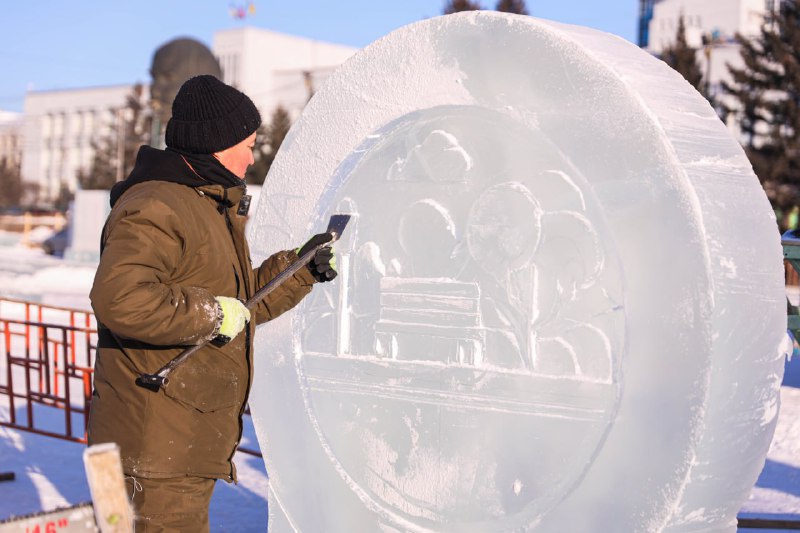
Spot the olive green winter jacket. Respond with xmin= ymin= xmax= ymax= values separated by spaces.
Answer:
xmin=87 ymin=150 xmax=315 ymax=481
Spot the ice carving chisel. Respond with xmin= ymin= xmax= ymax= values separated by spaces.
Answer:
xmin=135 ymin=214 xmax=351 ymax=392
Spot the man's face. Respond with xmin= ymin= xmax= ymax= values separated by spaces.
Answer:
xmin=214 ymin=131 xmax=257 ymax=179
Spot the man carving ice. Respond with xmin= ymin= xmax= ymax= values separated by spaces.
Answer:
xmin=87 ymin=75 xmax=337 ymax=531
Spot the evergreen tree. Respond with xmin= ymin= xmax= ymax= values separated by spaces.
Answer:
xmin=661 ymin=14 xmax=705 ymax=96
xmin=495 ymin=0 xmax=529 ymax=15
xmin=246 ymin=105 xmax=292 ymax=185
xmin=77 ymin=83 xmax=152 ymax=190
xmin=723 ymin=0 xmax=800 ymax=224
xmin=443 ymin=0 xmax=482 ymax=14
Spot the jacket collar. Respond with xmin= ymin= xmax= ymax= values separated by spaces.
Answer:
xmin=110 ymin=146 xmax=247 ymax=207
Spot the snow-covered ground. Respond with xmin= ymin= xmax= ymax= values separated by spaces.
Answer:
xmin=0 ymin=231 xmax=798 ymax=530
xmin=0 ymin=405 xmax=269 ymax=530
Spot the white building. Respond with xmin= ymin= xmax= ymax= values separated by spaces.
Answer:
xmin=21 ymin=85 xmax=134 ymax=201
xmin=20 ymin=28 xmax=358 ymax=203
xmin=214 ymin=27 xmax=357 ymax=119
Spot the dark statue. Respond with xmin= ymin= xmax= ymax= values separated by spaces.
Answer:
xmin=150 ymin=38 xmax=223 ymax=135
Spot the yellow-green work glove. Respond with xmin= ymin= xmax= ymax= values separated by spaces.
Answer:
xmin=214 ymin=296 xmax=251 ymax=344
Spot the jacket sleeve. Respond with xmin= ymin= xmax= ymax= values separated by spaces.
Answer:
xmin=90 ymin=196 xmax=219 ymax=345
xmin=252 ymin=250 xmax=316 ymax=325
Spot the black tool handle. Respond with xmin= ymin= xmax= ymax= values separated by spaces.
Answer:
xmin=136 ymin=217 xmax=349 ymax=392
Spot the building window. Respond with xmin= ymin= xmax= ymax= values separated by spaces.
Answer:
xmin=42 ymin=114 xmax=52 ymax=139
xmin=70 ymin=146 xmax=80 ymax=168
xmin=40 ymin=147 xmax=50 ymax=169
xmin=218 ymin=54 xmax=234 ymax=85
xmin=223 ymin=55 xmax=230 ymax=83
xmin=219 ymin=54 xmax=241 ymax=87
xmin=85 ymin=111 xmax=94 ymax=133
xmin=53 ymin=113 xmax=63 ymax=137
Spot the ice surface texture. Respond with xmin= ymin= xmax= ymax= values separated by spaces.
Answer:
xmin=248 ymin=12 xmax=786 ymax=532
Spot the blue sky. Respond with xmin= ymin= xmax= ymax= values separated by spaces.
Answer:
xmin=1 ymin=1 xmax=639 ymax=113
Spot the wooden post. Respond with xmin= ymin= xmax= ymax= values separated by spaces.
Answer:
xmin=83 ymin=443 xmax=133 ymax=532
xmin=21 ymin=211 xmax=31 ymax=247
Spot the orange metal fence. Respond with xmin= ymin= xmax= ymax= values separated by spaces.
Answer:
xmin=0 ymin=297 xmax=261 ymax=457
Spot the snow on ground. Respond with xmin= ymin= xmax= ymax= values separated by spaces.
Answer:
xmin=741 ymin=383 xmax=800 ymax=519
xmin=0 ymin=231 xmax=799 ymax=530
xmin=0 ymin=403 xmax=269 ymax=530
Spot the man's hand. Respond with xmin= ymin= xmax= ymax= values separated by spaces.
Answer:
xmin=297 ymin=233 xmax=337 ymax=283
xmin=214 ymin=296 xmax=251 ymax=344
xmin=309 ymin=246 xmax=337 ymax=282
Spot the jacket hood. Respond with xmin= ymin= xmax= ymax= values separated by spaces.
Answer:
xmin=110 ymin=145 xmax=245 ymax=207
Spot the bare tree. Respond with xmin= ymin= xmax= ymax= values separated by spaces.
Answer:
xmin=0 ymin=156 xmax=23 ymax=210
xmin=77 ymin=83 xmax=152 ymax=190
xmin=246 ymin=105 xmax=292 ymax=185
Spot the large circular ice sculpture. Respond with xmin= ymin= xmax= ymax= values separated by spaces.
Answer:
xmin=248 ymin=12 xmax=787 ymax=532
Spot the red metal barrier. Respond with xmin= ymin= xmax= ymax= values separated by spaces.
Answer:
xmin=0 ymin=298 xmax=96 ymax=443
xmin=0 ymin=297 xmax=261 ymax=457
xmin=1 ymin=317 xmax=95 ymax=442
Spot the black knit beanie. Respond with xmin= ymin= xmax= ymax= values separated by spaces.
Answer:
xmin=165 ymin=75 xmax=262 ymax=154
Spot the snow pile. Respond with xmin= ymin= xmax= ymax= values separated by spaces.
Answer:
xmin=0 ymin=232 xmax=95 ymax=310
